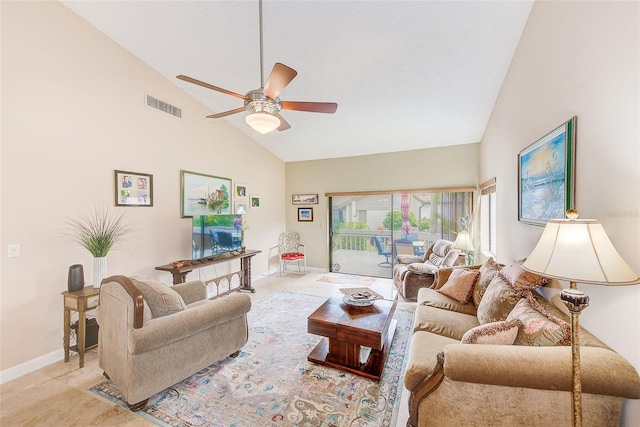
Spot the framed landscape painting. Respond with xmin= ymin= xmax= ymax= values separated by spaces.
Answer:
xmin=298 ymin=207 xmax=313 ymax=222
xmin=181 ymin=170 xmax=232 ymax=217
xmin=518 ymin=117 xmax=576 ymax=226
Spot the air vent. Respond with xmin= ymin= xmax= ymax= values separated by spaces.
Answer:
xmin=146 ymin=94 xmax=182 ymax=118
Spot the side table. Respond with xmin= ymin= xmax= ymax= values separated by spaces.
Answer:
xmin=62 ymin=286 xmax=100 ymax=368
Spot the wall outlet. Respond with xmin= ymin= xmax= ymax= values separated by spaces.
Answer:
xmin=8 ymin=244 xmax=21 ymax=257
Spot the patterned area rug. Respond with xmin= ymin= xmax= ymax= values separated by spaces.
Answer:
xmin=90 ymin=291 xmax=413 ymax=427
xmin=317 ymin=274 xmax=377 ymax=286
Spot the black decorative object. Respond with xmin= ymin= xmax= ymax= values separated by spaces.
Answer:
xmin=67 ymin=264 xmax=85 ymax=292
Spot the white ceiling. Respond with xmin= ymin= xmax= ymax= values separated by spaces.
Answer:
xmin=61 ymin=0 xmax=533 ymax=163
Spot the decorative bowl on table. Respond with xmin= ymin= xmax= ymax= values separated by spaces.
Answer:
xmin=339 ymin=287 xmax=384 ymax=307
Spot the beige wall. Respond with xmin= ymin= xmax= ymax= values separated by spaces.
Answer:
xmin=481 ymin=1 xmax=639 ymax=423
xmin=285 ymin=144 xmax=480 ymax=268
xmin=1 ymin=1 xmax=285 ymax=374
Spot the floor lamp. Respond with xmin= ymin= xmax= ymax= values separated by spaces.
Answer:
xmin=522 ymin=210 xmax=639 ymax=427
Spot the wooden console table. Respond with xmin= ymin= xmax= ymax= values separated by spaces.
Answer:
xmin=155 ymin=249 xmax=261 ymax=296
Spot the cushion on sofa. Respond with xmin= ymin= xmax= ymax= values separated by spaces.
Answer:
xmin=131 ymin=278 xmax=187 ymax=318
xmin=499 ymin=258 xmax=549 ymax=291
xmin=461 ymin=319 xmax=521 ymax=345
xmin=476 ymin=275 xmax=522 ymax=324
xmin=413 ymin=304 xmax=480 ymax=340
xmin=473 ymin=257 xmax=501 ymax=307
xmin=506 ymin=295 xmax=571 ymax=346
xmin=419 ymin=287 xmax=478 ymax=316
xmin=437 ymin=268 xmax=480 ymax=304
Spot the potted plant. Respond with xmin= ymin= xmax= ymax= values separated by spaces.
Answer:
xmin=66 ymin=206 xmax=129 ymax=288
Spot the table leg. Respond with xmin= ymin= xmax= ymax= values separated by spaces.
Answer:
xmin=78 ymin=312 xmax=86 ymax=368
xmin=240 ymin=257 xmax=256 ymax=293
xmin=63 ymin=308 xmax=70 ymax=363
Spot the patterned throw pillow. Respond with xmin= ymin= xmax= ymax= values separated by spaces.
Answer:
xmin=437 ymin=268 xmax=481 ymax=304
xmin=461 ymin=319 xmax=521 ymax=344
xmin=506 ymin=295 xmax=571 ymax=346
xmin=473 ymin=257 xmax=501 ymax=307
xmin=476 ymin=275 xmax=522 ymax=324
xmin=131 ymin=278 xmax=187 ymax=318
xmin=500 ymin=258 xmax=549 ymax=291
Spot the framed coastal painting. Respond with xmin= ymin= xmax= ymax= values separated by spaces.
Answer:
xmin=518 ymin=117 xmax=576 ymax=226
xmin=298 ymin=207 xmax=313 ymax=222
xmin=180 ymin=170 xmax=232 ymax=218
xmin=114 ymin=170 xmax=153 ymax=207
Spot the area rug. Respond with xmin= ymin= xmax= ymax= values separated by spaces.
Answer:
xmin=90 ymin=291 xmax=413 ymax=427
xmin=317 ymin=273 xmax=377 ymax=286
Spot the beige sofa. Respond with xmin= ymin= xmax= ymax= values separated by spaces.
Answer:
xmin=97 ymin=275 xmax=251 ymax=409
xmin=404 ymin=260 xmax=640 ymax=427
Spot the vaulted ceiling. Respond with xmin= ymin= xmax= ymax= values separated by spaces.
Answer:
xmin=62 ymin=1 xmax=533 ymax=162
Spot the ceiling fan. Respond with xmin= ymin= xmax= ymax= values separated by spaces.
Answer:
xmin=177 ymin=0 xmax=338 ymax=134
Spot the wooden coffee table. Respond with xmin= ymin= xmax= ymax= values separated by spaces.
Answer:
xmin=307 ymin=295 xmax=398 ymax=381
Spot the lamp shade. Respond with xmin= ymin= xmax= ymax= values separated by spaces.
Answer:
xmin=522 ymin=218 xmax=639 ymax=285
xmin=453 ymin=232 xmax=474 ymax=252
xmin=245 ymin=112 xmax=280 ymax=134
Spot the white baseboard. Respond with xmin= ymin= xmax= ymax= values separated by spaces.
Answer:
xmin=0 ymin=349 xmax=64 ymax=385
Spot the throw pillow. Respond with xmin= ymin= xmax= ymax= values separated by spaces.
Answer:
xmin=473 ymin=257 xmax=501 ymax=307
xmin=461 ymin=319 xmax=521 ymax=345
xmin=131 ymin=277 xmax=187 ymax=318
xmin=506 ymin=295 xmax=571 ymax=346
xmin=437 ymin=268 xmax=481 ymax=304
xmin=476 ymin=275 xmax=522 ymax=324
xmin=500 ymin=258 xmax=549 ymax=291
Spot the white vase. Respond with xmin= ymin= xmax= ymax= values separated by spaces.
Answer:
xmin=93 ymin=256 xmax=108 ymax=288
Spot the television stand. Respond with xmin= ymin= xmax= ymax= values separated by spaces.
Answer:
xmin=155 ymin=249 xmax=261 ymax=298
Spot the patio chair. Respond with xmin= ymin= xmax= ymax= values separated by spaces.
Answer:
xmin=373 ymin=236 xmax=392 ymax=267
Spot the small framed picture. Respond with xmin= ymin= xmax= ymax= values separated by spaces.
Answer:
xmin=114 ymin=170 xmax=153 ymax=207
xmin=292 ymin=194 xmax=319 ymax=205
xmin=250 ymin=195 xmax=261 ymax=209
xmin=235 ymin=183 xmax=248 ymax=199
xmin=298 ymin=207 xmax=313 ymax=222
xmin=235 ymin=202 xmax=247 ymax=215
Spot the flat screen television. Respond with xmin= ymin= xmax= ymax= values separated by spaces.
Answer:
xmin=192 ymin=214 xmax=243 ymax=261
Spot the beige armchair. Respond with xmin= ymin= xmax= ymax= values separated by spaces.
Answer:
xmin=96 ymin=275 xmax=251 ymax=410
xmin=393 ymin=239 xmax=460 ymax=300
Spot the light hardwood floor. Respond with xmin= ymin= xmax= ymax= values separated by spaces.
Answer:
xmin=0 ymin=270 xmax=414 ymax=426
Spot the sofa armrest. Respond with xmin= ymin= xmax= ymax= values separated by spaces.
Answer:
xmin=397 ymin=255 xmax=424 ymax=265
xmin=172 ymin=280 xmax=207 ymax=305
xmin=408 ymin=263 xmax=438 ymax=275
xmin=129 ymin=292 xmax=252 ymax=354
xmin=442 ymin=344 xmax=640 ymax=399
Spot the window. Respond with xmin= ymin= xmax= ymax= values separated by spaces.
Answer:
xmin=480 ymin=178 xmax=497 ymax=256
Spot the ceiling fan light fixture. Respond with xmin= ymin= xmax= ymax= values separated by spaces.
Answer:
xmin=245 ymin=112 xmax=280 ymax=134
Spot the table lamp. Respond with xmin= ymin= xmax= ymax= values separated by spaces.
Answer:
xmin=453 ymin=232 xmax=475 ymax=265
xmin=522 ymin=210 xmax=639 ymax=427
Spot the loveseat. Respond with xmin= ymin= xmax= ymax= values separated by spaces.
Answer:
xmin=393 ymin=239 xmax=460 ymax=301
xmin=97 ymin=275 xmax=251 ymax=410
xmin=404 ymin=259 xmax=640 ymax=427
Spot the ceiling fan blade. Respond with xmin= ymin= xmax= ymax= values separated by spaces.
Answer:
xmin=276 ymin=114 xmax=291 ymax=131
xmin=206 ymin=107 xmax=246 ymax=119
xmin=263 ymin=63 xmax=297 ymax=99
xmin=281 ymin=101 xmax=338 ymax=114
xmin=177 ymin=75 xmax=247 ymax=100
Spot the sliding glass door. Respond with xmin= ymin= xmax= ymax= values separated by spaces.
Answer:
xmin=329 ymin=190 xmax=472 ymax=278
